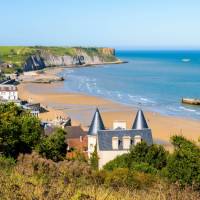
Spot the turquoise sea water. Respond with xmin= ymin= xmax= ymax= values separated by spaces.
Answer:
xmin=59 ymin=50 xmax=200 ymax=120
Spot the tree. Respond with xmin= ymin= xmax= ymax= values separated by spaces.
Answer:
xmin=0 ymin=103 xmax=42 ymax=157
xmin=104 ymin=142 xmax=168 ymax=173
xmin=90 ymin=145 xmax=99 ymax=170
xmin=166 ymin=135 xmax=200 ymax=187
xmin=19 ymin=114 xmax=42 ymax=153
xmin=129 ymin=142 xmax=168 ymax=170
xmin=37 ymin=128 xmax=67 ymax=162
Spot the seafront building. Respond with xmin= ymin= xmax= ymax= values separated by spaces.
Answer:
xmin=88 ymin=108 xmax=153 ymax=169
xmin=0 ymin=84 xmax=18 ymax=100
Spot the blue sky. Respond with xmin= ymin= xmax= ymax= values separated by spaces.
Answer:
xmin=0 ymin=0 xmax=200 ymax=49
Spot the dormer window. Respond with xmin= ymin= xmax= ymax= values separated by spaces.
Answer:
xmin=134 ymin=135 xmax=142 ymax=145
xmin=112 ymin=137 xmax=119 ymax=150
xmin=113 ymin=121 xmax=127 ymax=130
xmin=123 ymin=136 xmax=131 ymax=149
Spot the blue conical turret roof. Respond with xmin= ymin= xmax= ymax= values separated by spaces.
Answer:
xmin=88 ymin=108 xmax=105 ymax=135
xmin=132 ymin=109 xmax=149 ymax=130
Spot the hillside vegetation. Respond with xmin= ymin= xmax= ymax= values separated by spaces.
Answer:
xmin=0 ymin=46 xmax=117 ymax=73
xmin=1 ymin=103 xmax=200 ymax=199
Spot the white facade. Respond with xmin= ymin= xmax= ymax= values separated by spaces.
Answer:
xmin=97 ymin=135 xmax=143 ymax=169
xmin=98 ymin=149 xmax=129 ymax=169
xmin=0 ymin=85 xmax=18 ymax=100
xmin=87 ymin=135 xmax=97 ymax=158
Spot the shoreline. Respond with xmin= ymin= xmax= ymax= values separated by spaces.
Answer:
xmin=18 ymin=70 xmax=200 ymax=150
xmin=19 ymin=60 xmax=126 ymax=84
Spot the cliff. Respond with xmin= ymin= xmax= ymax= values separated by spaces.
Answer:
xmin=23 ymin=47 xmax=119 ymax=71
xmin=0 ymin=46 xmax=121 ymax=72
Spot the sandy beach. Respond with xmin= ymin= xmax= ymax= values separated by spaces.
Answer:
xmin=18 ymin=69 xmax=200 ymax=150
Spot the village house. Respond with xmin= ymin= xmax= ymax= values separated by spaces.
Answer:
xmin=88 ymin=108 xmax=153 ymax=169
xmin=0 ymin=84 xmax=18 ymax=101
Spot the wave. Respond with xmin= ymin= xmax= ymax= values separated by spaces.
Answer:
xmin=179 ymin=106 xmax=196 ymax=112
xmin=61 ymin=68 xmax=200 ymax=120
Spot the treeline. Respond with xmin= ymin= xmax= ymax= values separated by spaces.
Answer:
xmin=0 ymin=103 xmax=67 ymax=161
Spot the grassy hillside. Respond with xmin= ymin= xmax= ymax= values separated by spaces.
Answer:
xmin=0 ymin=46 xmax=36 ymax=66
xmin=0 ymin=46 xmax=117 ymax=73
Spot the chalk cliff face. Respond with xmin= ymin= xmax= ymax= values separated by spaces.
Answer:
xmin=24 ymin=47 xmax=119 ymax=72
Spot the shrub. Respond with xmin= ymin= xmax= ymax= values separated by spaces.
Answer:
xmin=90 ymin=145 xmax=99 ymax=170
xmin=36 ymin=128 xmax=67 ymax=162
xmin=166 ymin=135 xmax=200 ymax=187
xmin=103 ymin=153 xmax=129 ymax=171
xmin=130 ymin=162 xmax=158 ymax=174
xmin=129 ymin=142 xmax=168 ymax=170
xmin=104 ymin=142 xmax=168 ymax=173
xmin=16 ymin=152 xmax=57 ymax=178
xmin=0 ymin=156 xmax=15 ymax=171
xmin=104 ymin=168 xmax=155 ymax=190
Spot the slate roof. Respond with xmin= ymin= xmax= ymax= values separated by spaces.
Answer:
xmin=132 ymin=109 xmax=149 ymax=129
xmin=98 ymin=129 xmax=153 ymax=151
xmin=88 ymin=108 xmax=105 ymax=135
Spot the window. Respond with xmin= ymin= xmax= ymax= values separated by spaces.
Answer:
xmin=123 ymin=136 xmax=131 ymax=149
xmin=112 ymin=137 xmax=119 ymax=150
xmin=134 ymin=135 xmax=142 ymax=145
xmin=113 ymin=121 xmax=126 ymax=130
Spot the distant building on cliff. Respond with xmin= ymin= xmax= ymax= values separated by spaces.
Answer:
xmin=0 ymin=84 xmax=18 ymax=100
xmin=87 ymin=108 xmax=153 ymax=169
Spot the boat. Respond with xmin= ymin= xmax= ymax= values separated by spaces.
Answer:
xmin=182 ymin=98 xmax=200 ymax=105
xmin=181 ymin=58 xmax=191 ymax=62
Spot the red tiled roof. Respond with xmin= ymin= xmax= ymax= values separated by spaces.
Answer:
xmin=67 ymin=136 xmax=88 ymax=151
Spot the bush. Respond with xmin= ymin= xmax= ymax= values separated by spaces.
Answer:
xmin=0 ymin=156 xmax=15 ymax=171
xmin=129 ymin=142 xmax=168 ymax=170
xmin=104 ymin=168 xmax=155 ymax=189
xmin=130 ymin=162 xmax=158 ymax=174
xmin=166 ymin=135 xmax=200 ymax=187
xmin=90 ymin=145 xmax=99 ymax=170
xmin=36 ymin=128 xmax=67 ymax=162
xmin=104 ymin=142 xmax=168 ymax=173
xmin=103 ymin=153 xmax=129 ymax=171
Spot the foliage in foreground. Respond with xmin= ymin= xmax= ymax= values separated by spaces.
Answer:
xmin=0 ymin=103 xmax=42 ymax=158
xmin=0 ymin=103 xmax=67 ymax=161
xmin=104 ymin=142 xmax=168 ymax=173
xmin=104 ymin=136 xmax=200 ymax=188
xmin=89 ymin=145 xmax=99 ymax=170
xmin=0 ymin=153 xmax=200 ymax=200
xmin=166 ymin=135 xmax=200 ymax=186
xmin=36 ymin=128 xmax=67 ymax=162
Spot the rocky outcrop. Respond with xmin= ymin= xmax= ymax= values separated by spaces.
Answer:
xmin=24 ymin=47 xmax=120 ymax=72
xmin=24 ymin=55 xmax=45 ymax=71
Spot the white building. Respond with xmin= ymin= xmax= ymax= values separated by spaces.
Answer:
xmin=87 ymin=109 xmax=153 ymax=169
xmin=87 ymin=108 xmax=105 ymax=159
xmin=0 ymin=85 xmax=18 ymax=100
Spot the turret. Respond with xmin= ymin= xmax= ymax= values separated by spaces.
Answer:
xmin=88 ymin=108 xmax=105 ymax=158
xmin=88 ymin=108 xmax=105 ymax=135
xmin=132 ymin=109 xmax=149 ymax=130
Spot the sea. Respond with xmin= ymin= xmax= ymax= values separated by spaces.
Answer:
xmin=58 ymin=50 xmax=200 ymax=120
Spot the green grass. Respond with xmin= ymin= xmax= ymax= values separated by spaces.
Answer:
xmin=0 ymin=46 xmax=37 ymax=69
xmin=0 ymin=46 xmax=117 ymax=73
